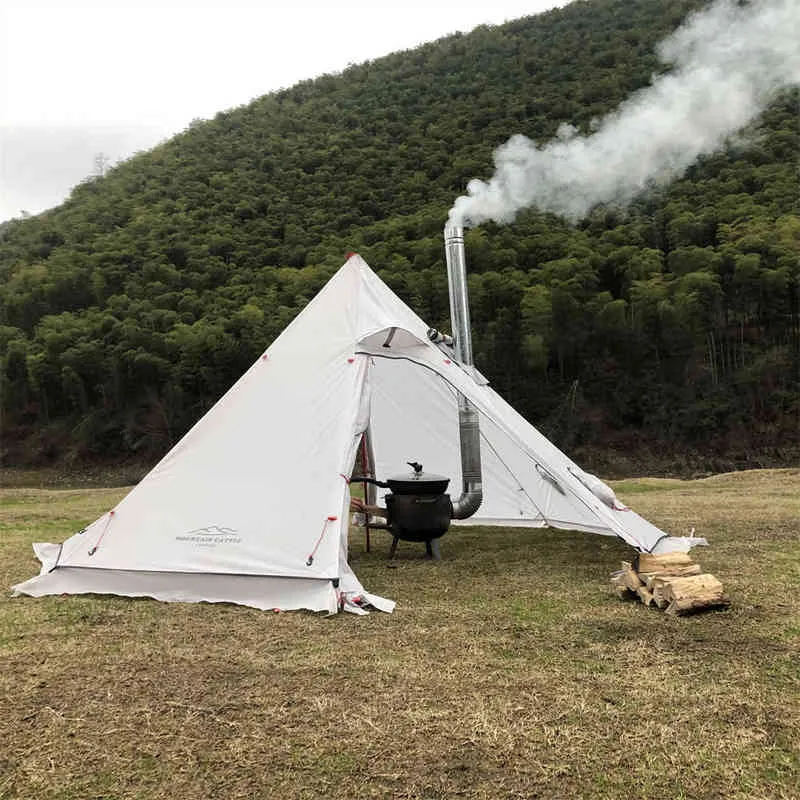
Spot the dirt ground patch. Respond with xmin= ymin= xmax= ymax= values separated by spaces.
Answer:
xmin=1 ymin=469 xmax=798 ymax=799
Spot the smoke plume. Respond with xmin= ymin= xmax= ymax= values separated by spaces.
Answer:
xmin=448 ymin=0 xmax=800 ymax=227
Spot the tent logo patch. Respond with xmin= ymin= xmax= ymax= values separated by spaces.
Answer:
xmin=176 ymin=526 xmax=241 ymax=547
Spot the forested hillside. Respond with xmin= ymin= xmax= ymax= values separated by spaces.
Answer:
xmin=1 ymin=0 xmax=798 ymax=472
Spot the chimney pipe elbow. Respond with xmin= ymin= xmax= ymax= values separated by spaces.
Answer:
xmin=450 ymin=483 xmax=483 ymax=519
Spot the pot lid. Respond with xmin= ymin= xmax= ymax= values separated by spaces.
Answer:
xmin=387 ymin=462 xmax=449 ymax=484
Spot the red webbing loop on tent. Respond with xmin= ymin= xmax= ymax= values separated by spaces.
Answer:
xmin=88 ymin=510 xmax=116 ymax=556
xmin=340 ymin=473 xmax=351 ymax=484
xmin=306 ymin=516 xmax=337 ymax=566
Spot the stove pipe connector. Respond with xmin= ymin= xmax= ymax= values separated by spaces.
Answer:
xmin=444 ymin=224 xmax=483 ymax=519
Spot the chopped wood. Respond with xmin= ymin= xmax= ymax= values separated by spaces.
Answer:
xmin=621 ymin=567 xmax=644 ymax=592
xmin=666 ymin=594 xmax=730 ymax=615
xmin=662 ymin=574 xmax=724 ymax=602
xmin=641 ymin=564 xmax=703 ymax=586
xmin=662 ymin=574 xmax=730 ymax=615
xmin=611 ymin=551 xmax=728 ymax=616
xmin=636 ymin=586 xmax=655 ymax=607
xmin=613 ymin=584 xmax=637 ymax=601
xmin=649 ymin=576 xmax=680 ymax=609
xmin=636 ymin=552 xmax=696 ymax=572
xmin=610 ymin=571 xmax=637 ymax=600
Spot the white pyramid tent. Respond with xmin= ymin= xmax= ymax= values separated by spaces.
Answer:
xmin=14 ymin=255 xmax=702 ymax=614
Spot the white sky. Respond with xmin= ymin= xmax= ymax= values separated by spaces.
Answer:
xmin=0 ymin=0 xmax=569 ymax=222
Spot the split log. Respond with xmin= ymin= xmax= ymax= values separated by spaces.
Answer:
xmin=613 ymin=584 xmax=636 ymax=601
xmin=663 ymin=574 xmax=723 ymax=601
xmin=663 ymin=574 xmax=730 ymax=616
xmin=621 ymin=566 xmax=644 ymax=592
xmin=649 ymin=576 xmax=681 ymax=609
xmin=636 ymin=552 xmax=696 ymax=573
xmin=642 ymin=564 xmax=702 ymax=586
xmin=610 ymin=571 xmax=637 ymax=600
xmin=636 ymin=586 xmax=655 ymax=607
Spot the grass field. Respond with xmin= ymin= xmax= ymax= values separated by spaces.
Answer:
xmin=1 ymin=469 xmax=798 ymax=799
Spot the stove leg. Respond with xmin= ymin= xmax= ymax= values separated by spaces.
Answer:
xmin=388 ymin=536 xmax=399 ymax=560
xmin=426 ymin=538 xmax=441 ymax=560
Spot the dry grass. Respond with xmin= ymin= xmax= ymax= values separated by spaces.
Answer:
xmin=1 ymin=469 xmax=798 ymax=799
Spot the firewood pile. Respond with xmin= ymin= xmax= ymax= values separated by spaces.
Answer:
xmin=611 ymin=552 xmax=730 ymax=615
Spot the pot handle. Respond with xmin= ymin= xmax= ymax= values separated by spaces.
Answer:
xmin=351 ymin=476 xmax=389 ymax=489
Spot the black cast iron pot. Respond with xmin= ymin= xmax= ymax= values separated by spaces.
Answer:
xmin=351 ymin=462 xmax=453 ymax=542
xmin=384 ymin=492 xmax=452 ymax=542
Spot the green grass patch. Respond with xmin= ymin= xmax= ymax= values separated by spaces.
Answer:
xmin=1 ymin=469 xmax=798 ymax=800
xmin=610 ymin=478 xmax=685 ymax=494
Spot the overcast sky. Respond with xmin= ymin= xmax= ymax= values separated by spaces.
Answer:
xmin=1 ymin=0 xmax=570 ymax=222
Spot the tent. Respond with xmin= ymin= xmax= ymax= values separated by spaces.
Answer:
xmin=13 ymin=255 xmax=703 ymax=614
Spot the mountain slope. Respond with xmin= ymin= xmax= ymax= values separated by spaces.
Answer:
xmin=1 ymin=0 xmax=797 ymax=471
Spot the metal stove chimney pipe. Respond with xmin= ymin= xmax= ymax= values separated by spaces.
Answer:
xmin=444 ymin=224 xmax=483 ymax=519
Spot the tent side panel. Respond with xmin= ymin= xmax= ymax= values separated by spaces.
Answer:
xmin=13 ymin=568 xmax=340 ymax=614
